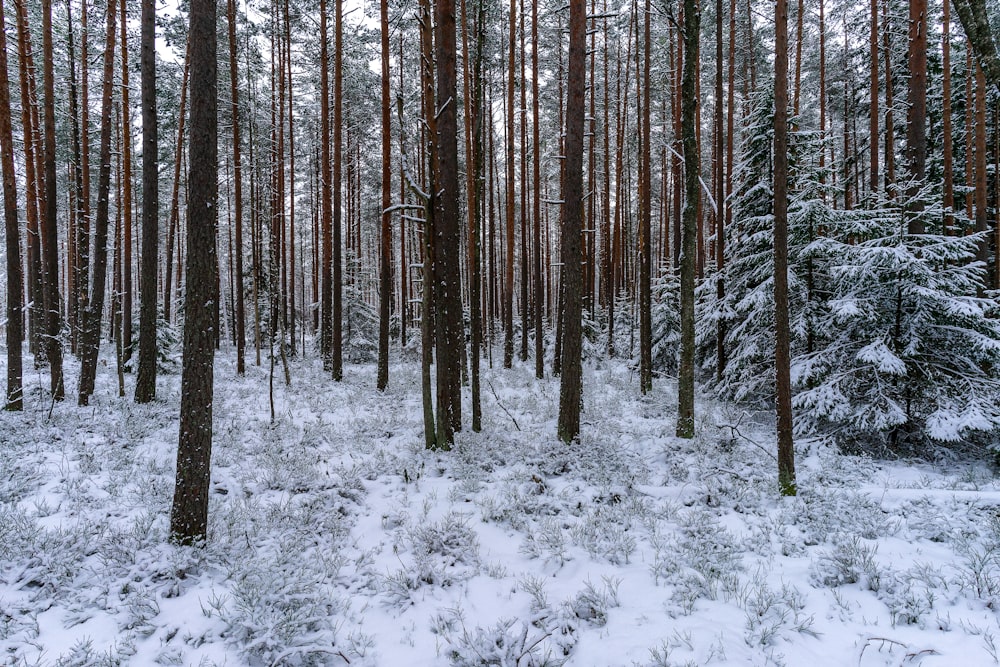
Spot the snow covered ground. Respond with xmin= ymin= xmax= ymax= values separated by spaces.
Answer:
xmin=2 ymin=348 xmax=1000 ymax=666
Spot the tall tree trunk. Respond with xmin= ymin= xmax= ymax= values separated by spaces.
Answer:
xmin=503 ymin=0 xmax=516 ymax=369
xmin=0 ymin=0 xmax=24 ymax=410
xmin=435 ymin=0 xmax=464 ymax=445
xmin=943 ymin=0 xmax=954 ymax=232
xmin=418 ymin=0 xmax=438 ymax=449
xmin=13 ymin=0 xmax=42 ymax=359
xmin=975 ymin=62 xmax=989 ymax=269
xmin=228 ymin=0 xmax=246 ymax=374
xmin=332 ymin=0 xmax=344 ymax=380
xmin=171 ymin=0 xmax=218 ymax=546
xmin=520 ymin=0 xmax=530 ymax=360
xmin=869 ymin=0 xmax=879 ymax=200
xmin=676 ymin=0 xmax=699 ymax=439
xmin=883 ymin=0 xmax=895 ymax=194
xmin=319 ymin=0 xmax=333 ymax=370
xmin=135 ymin=0 xmax=158 ymax=402
xmin=775 ymin=0 xmax=796 ymax=495
xmin=41 ymin=0 xmax=65 ymax=400
xmin=377 ymin=0 xmax=392 ymax=391
xmin=66 ymin=0 xmax=82 ymax=353
xmin=284 ymin=0 xmax=296 ymax=358
xmin=638 ymin=0 xmax=652 ymax=394
xmin=906 ymin=0 xmax=928 ymax=235
xmin=120 ymin=0 xmax=133 ymax=358
xmin=78 ymin=0 xmax=117 ymax=406
xmin=557 ymin=0 xmax=586 ymax=443
xmin=532 ymin=0 xmax=543 ymax=378
xmin=164 ymin=48 xmax=190 ymax=323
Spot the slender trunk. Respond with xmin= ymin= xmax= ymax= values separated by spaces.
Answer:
xmin=676 ymin=0 xmax=699 ymax=439
xmin=14 ymin=0 xmax=43 ymax=359
xmin=943 ymin=0 xmax=954 ymax=232
xmin=638 ymin=0 xmax=652 ymax=393
xmin=906 ymin=0 xmax=927 ymax=234
xmin=377 ymin=0 xmax=392 ymax=390
xmin=975 ymin=62 xmax=989 ymax=269
xmin=228 ymin=0 xmax=246 ymax=374
xmin=78 ymin=0 xmax=117 ymax=406
xmin=774 ymin=0 xmax=796 ymax=495
xmin=320 ymin=0 xmax=333 ymax=369
xmin=41 ymin=0 xmax=65 ymax=399
xmin=883 ymin=0 xmax=895 ymax=194
xmin=332 ymin=0 xmax=344 ymax=380
xmin=532 ymin=0 xmax=543 ymax=378
xmin=0 ymin=0 xmax=24 ymax=409
xmin=557 ymin=0 xmax=586 ymax=443
xmin=435 ymin=0 xmax=464 ymax=444
xmin=165 ymin=47 xmax=190 ymax=323
xmin=503 ymin=0 xmax=516 ymax=369
xmin=120 ymin=0 xmax=133 ymax=358
xmin=869 ymin=0 xmax=879 ymax=200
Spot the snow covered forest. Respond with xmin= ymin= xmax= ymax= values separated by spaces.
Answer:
xmin=3 ymin=0 xmax=1000 ymax=663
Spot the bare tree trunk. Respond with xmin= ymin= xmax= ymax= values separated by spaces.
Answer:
xmin=14 ymin=0 xmax=43 ymax=360
xmin=78 ymin=0 xmax=117 ymax=406
xmin=975 ymin=61 xmax=989 ymax=269
xmin=638 ymin=0 xmax=652 ymax=394
xmin=943 ymin=0 xmax=954 ymax=232
xmin=171 ymin=0 xmax=217 ymax=546
xmin=775 ymin=0 xmax=797 ymax=496
xmin=66 ymin=0 xmax=82 ymax=353
xmin=883 ymin=0 xmax=895 ymax=194
xmin=134 ymin=0 xmax=158 ymax=402
xmin=503 ymin=0 xmax=516 ymax=369
xmin=0 ymin=0 xmax=24 ymax=410
xmin=435 ymin=0 xmax=464 ymax=445
xmin=41 ymin=0 xmax=65 ymax=400
xmin=532 ymin=0 xmax=543 ymax=378
xmin=377 ymin=0 xmax=392 ymax=391
xmin=676 ymin=0 xmax=699 ymax=439
xmin=906 ymin=0 xmax=927 ymax=235
xmin=557 ymin=0 xmax=586 ymax=443
xmin=164 ymin=47 xmax=190 ymax=324
xmin=332 ymin=0 xmax=344 ymax=380
xmin=319 ymin=0 xmax=333 ymax=369
xmin=120 ymin=0 xmax=133 ymax=358
xmin=228 ymin=0 xmax=246 ymax=374
xmin=869 ymin=0 xmax=879 ymax=200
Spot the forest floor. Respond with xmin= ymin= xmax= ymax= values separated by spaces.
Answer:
xmin=2 ymin=345 xmax=1000 ymax=666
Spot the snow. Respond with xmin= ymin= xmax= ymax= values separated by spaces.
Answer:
xmin=2 ymin=348 xmax=1000 ymax=666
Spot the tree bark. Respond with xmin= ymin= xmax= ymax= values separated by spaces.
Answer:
xmin=503 ymin=0 xmax=516 ymax=369
xmin=171 ymin=0 xmax=218 ymax=546
xmin=0 ymin=0 xmax=24 ymax=410
xmin=120 ymin=0 xmax=133 ymax=358
xmin=638 ymin=0 xmax=652 ymax=394
xmin=319 ymin=0 xmax=333 ymax=370
xmin=41 ymin=0 xmax=65 ymax=400
xmin=676 ymin=0 xmax=699 ymax=439
xmin=332 ymin=0 xmax=344 ymax=380
xmin=377 ymin=0 xmax=392 ymax=391
xmin=906 ymin=0 xmax=928 ymax=235
xmin=532 ymin=0 xmax=544 ymax=379
xmin=435 ymin=0 xmax=464 ymax=445
xmin=13 ymin=0 xmax=43 ymax=359
xmin=77 ymin=0 xmax=117 ymax=406
xmin=134 ymin=0 xmax=158 ymax=403
xmin=557 ymin=0 xmax=586 ymax=443
xmin=775 ymin=0 xmax=797 ymax=495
